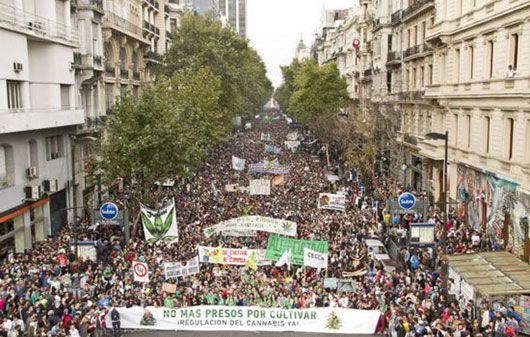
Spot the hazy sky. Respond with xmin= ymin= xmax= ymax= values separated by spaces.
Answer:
xmin=247 ymin=0 xmax=355 ymax=88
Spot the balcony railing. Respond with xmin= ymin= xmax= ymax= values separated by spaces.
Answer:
xmin=404 ymin=45 xmax=420 ymax=58
xmin=391 ymin=10 xmax=402 ymax=25
xmin=73 ymin=52 xmax=82 ymax=67
xmin=145 ymin=0 xmax=160 ymax=9
xmin=132 ymin=70 xmax=141 ymax=81
xmin=142 ymin=20 xmax=160 ymax=35
xmin=74 ymin=0 xmax=103 ymax=13
xmin=105 ymin=63 xmax=115 ymax=76
xmin=0 ymin=2 xmax=78 ymax=45
xmin=102 ymin=11 xmax=142 ymax=37
xmin=363 ymin=68 xmax=373 ymax=77
xmin=402 ymin=0 xmax=434 ymax=20
xmin=120 ymin=66 xmax=129 ymax=79
xmin=399 ymin=90 xmax=425 ymax=101
xmin=144 ymin=50 xmax=161 ymax=62
xmin=422 ymin=43 xmax=433 ymax=53
xmin=387 ymin=51 xmax=402 ymax=63
xmin=93 ymin=55 xmax=103 ymax=67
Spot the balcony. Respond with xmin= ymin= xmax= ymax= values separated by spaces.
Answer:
xmin=104 ymin=63 xmax=115 ymax=76
xmin=93 ymin=55 xmax=103 ymax=70
xmin=132 ymin=70 xmax=141 ymax=81
xmin=402 ymin=0 xmax=434 ymax=21
xmin=0 ymin=107 xmax=84 ymax=134
xmin=404 ymin=45 xmax=420 ymax=58
xmin=0 ymin=2 xmax=78 ymax=46
xmin=425 ymin=76 xmax=530 ymax=100
xmin=73 ymin=0 xmax=104 ymax=14
xmin=391 ymin=10 xmax=402 ymax=25
xmin=398 ymin=90 xmax=425 ymax=101
xmin=144 ymin=50 xmax=161 ymax=63
xmin=72 ymin=52 xmax=82 ymax=68
xmin=145 ymin=0 xmax=160 ymax=9
xmin=102 ymin=11 xmax=145 ymax=40
xmin=386 ymin=51 xmax=402 ymax=65
xmin=119 ymin=66 xmax=129 ymax=79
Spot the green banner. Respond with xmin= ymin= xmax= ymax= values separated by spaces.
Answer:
xmin=265 ymin=234 xmax=328 ymax=265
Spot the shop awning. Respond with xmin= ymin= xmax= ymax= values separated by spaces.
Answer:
xmin=447 ymin=251 xmax=530 ymax=297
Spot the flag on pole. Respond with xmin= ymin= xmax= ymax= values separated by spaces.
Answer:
xmin=132 ymin=261 xmax=149 ymax=283
xmin=275 ymin=250 xmax=291 ymax=270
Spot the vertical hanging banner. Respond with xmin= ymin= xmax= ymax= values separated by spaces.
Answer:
xmin=141 ymin=199 xmax=179 ymax=243
xmin=164 ymin=256 xmax=200 ymax=279
xmin=232 ymin=156 xmax=246 ymax=171
xmin=132 ymin=261 xmax=149 ymax=283
xmin=249 ymin=179 xmax=271 ymax=195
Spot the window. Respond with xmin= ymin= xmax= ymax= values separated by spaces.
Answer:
xmin=428 ymin=64 xmax=433 ymax=85
xmin=468 ymin=46 xmax=474 ymax=80
xmin=45 ymin=135 xmax=64 ymax=161
xmin=455 ymin=49 xmax=460 ymax=82
xmin=422 ymin=22 xmax=426 ymax=42
xmin=60 ymin=84 xmax=70 ymax=109
xmin=440 ymin=53 xmax=446 ymax=84
xmin=487 ymin=41 xmax=494 ymax=78
xmin=170 ymin=18 xmax=177 ymax=32
xmin=484 ymin=116 xmax=491 ymax=154
xmin=453 ymin=113 xmax=459 ymax=146
xmin=414 ymin=25 xmax=418 ymax=45
xmin=510 ymin=34 xmax=519 ymax=69
xmin=465 ymin=114 xmax=471 ymax=148
xmin=6 ymin=81 xmax=22 ymax=110
xmin=0 ymin=145 xmax=15 ymax=187
xmin=28 ymin=140 xmax=38 ymax=167
xmin=526 ymin=119 xmax=530 ymax=163
xmin=406 ymin=69 xmax=410 ymax=90
xmin=0 ymin=220 xmax=15 ymax=236
xmin=420 ymin=66 xmax=424 ymax=87
xmin=387 ymin=34 xmax=392 ymax=51
xmin=387 ymin=72 xmax=392 ymax=93
xmin=413 ymin=68 xmax=417 ymax=89
xmin=506 ymin=118 xmax=514 ymax=160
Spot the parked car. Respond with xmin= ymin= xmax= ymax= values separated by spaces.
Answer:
xmin=365 ymin=239 xmax=401 ymax=273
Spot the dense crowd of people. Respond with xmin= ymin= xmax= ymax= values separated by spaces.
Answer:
xmin=0 ymin=114 xmax=524 ymax=337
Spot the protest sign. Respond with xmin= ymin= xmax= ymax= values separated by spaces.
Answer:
xmin=162 ymin=283 xmax=177 ymax=293
xmin=318 ymin=193 xmax=346 ymax=212
xmin=232 ymin=156 xmax=246 ymax=171
xmin=107 ymin=306 xmax=381 ymax=334
xmin=326 ymin=174 xmax=340 ymax=183
xmin=265 ymin=234 xmax=328 ymax=265
xmin=69 ymin=241 xmax=97 ymax=261
xmin=303 ymin=248 xmax=328 ymax=269
xmin=249 ymin=179 xmax=271 ymax=195
xmin=198 ymin=246 xmax=271 ymax=266
xmin=203 ymin=216 xmax=297 ymax=237
xmin=264 ymin=144 xmax=282 ymax=154
xmin=164 ymin=256 xmax=200 ymax=279
xmin=260 ymin=133 xmax=271 ymax=141
xmin=271 ymin=175 xmax=286 ymax=187
xmin=337 ymin=279 xmax=357 ymax=292
xmin=287 ymin=131 xmax=298 ymax=141
xmin=132 ymin=261 xmax=149 ymax=283
xmin=284 ymin=140 xmax=301 ymax=150
xmin=323 ymin=278 xmax=338 ymax=289
xmin=244 ymin=123 xmax=251 ymax=130
xmin=225 ymin=184 xmax=239 ymax=192
xmin=248 ymin=162 xmax=290 ymax=175
xmin=140 ymin=199 xmax=178 ymax=243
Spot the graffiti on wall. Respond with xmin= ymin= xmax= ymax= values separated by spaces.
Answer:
xmin=512 ymin=191 xmax=530 ymax=257
xmin=456 ymin=165 xmax=518 ymax=247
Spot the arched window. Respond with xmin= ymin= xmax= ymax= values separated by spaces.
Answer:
xmin=0 ymin=145 xmax=15 ymax=188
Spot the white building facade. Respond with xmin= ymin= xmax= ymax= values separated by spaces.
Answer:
xmin=0 ymin=0 xmax=83 ymax=254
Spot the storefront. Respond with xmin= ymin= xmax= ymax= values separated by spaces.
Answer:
xmin=49 ymin=189 xmax=67 ymax=236
xmin=447 ymin=251 xmax=530 ymax=335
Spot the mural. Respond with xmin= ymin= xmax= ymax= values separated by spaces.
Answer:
xmin=456 ymin=165 xmax=518 ymax=247
xmin=511 ymin=191 xmax=530 ymax=257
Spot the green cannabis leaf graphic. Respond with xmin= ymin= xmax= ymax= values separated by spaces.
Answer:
xmin=282 ymin=221 xmax=293 ymax=232
xmin=142 ymin=206 xmax=176 ymax=243
xmin=325 ymin=311 xmax=342 ymax=330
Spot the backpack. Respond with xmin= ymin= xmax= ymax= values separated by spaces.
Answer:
xmin=111 ymin=308 xmax=120 ymax=321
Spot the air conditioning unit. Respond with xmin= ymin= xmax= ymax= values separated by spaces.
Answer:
xmin=43 ymin=179 xmax=58 ymax=193
xmin=24 ymin=185 xmax=42 ymax=200
xmin=26 ymin=166 xmax=38 ymax=179
xmin=13 ymin=62 xmax=23 ymax=72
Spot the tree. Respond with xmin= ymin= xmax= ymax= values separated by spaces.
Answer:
xmin=163 ymin=14 xmax=272 ymax=119
xmin=273 ymin=59 xmax=302 ymax=113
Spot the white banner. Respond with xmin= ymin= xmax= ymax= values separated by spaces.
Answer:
xmin=164 ymin=256 xmax=200 ymax=279
xmin=203 ymin=215 xmax=297 ymax=237
xmin=249 ymin=179 xmax=271 ymax=195
xmin=132 ymin=261 xmax=149 ymax=283
xmin=225 ymin=184 xmax=239 ymax=192
xmin=284 ymin=140 xmax=301 ymax=150
xmin=260 ymin=133 xmax=271 ymax=141
xmin=232 ymin=156 xmax=246 ymax=171
xmin=326 ymin=174 xmax=339 ymax=182
xmin=318 ymin=193 xmax=346 ymax=212
xmin=107 ymin=306 xmax=380 ymax=334
xmin=141 ymin=199 xmax=178 ymax=243
xmin=303 ymin=248 xmax=328 ymax=269
xmin=198 ymin=246 xmax=271 ymax=266
xmin=287 ymin=131 xmax=299 ymax=141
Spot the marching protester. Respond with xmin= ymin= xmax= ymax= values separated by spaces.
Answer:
xmin=0 ymin=114 xmax=520 ymax=337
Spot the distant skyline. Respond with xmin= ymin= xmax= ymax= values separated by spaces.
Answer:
xmin=247 ymin=0 xmax=355 ymax=88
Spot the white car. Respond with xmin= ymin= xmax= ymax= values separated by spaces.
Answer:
xmin=365 ymin=239 xmax=400 ymax=272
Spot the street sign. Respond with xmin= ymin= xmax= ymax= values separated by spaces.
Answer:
xmin=409 ymin=223 xmax=435 ymax=247
xmin=99 ymin=202 xmax=118 ymax=220
xmin=398 ymin=192 xmax=416 ymax=210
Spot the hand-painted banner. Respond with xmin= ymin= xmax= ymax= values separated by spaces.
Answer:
xmin=249 ymin=179 xmax=271 ymax=195
xmin=260 ymin=133 xmax=271 ymax=141
xmin=203 ymin=216 xmax=297 ymax=237
xmin=107 ymin=306 xmax=380 ymax=334
xmin=265 ymin=234 xmax=328 ymax=266
xmin=225 ymin=184 xmax=239 ymax=192
xmin=140 ymin=199 xmax=178 ymax=243
xmin=264 ymin=144 xmax=282 ymax=154
xmin=198 ymin=246 xmax=271 ymax=266
xmin=232 ymin=156 xmax=246 ymax=171
xmin=326 ymin=174 xmax=340 ymax=182
xmin=164 ymin=256 xmax=200 ymax=279
xmin=248 ymin=162 xmax=290 ymax=175
xmin=303 ymin=248 xmax=328 ymax=269
xmin=284 ymin=140 xmax=301 ymax=150
xmin=318 ymin=193 xmax=346 ymax=212
xmin=287 ymin=131 xmax=299 ymax=141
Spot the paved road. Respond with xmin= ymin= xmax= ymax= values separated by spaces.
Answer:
xmin=124 ymin=331 xmax=384 ymax=337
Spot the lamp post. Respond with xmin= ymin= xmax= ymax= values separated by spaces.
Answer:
xmin=425 ymin=131 xmax=449 ymax=245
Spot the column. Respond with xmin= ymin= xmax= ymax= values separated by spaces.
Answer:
xmin=34 ymin=205 xmax=46 ymax=242
xmin=23 ymin=210 xmax=32 ymax=250
xmin=13 ymin=214 xmax=25 ymax=253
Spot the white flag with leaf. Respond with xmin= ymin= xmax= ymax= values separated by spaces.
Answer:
xmin=140 ymin=199 xmax=178 ymax=244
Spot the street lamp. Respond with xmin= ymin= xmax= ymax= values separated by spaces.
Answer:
xmin=425 ymin=131 xmax=449 ymax=245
